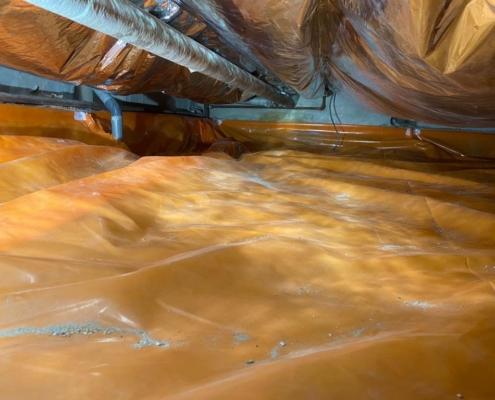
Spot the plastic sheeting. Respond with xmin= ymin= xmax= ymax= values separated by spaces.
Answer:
xmin=0 ymin=103 xmax=222 ymax=156
xmin=0 ymin=106 xmax=495 ymax=399
xmin=214 ymin=120 xmax=495 ymax=160
xmin=331 ymin=0 xmax=495 ymax=127
xmin=0 ymin=0 xmax=242 ymax=103
xmin=2 ymin=0 xmax=494 ymax=123
xmin=177 ymin=0 xmax=327 ymax=98
xmin=24 ymin=0 xmax=292 ymax=107
xmin=182 ymin=0 xmax=495 ymax=125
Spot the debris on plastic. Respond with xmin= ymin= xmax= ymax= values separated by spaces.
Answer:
xmin=0 ymin=323 xmax=170 ymax=350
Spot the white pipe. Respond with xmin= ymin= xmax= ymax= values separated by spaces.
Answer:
xmin=24 ymin=0 xmax=294 ymax=107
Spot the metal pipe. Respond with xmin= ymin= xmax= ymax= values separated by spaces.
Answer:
xmin=95 ymin=90 xmax=123 ymax=141
xmin=24 ymin=0 xmax=294 ymax=108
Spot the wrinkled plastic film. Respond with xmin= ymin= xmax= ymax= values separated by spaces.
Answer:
xmin=179 ymin=0 xmax=327 ymax=98
xmin=0 ymin=105 xmax=495 ymax=398
xmin=0 ymin=0 xmax=242 ymax=103
xmin=329 ymin=0 xmax=495 ymax=126
xmin=2 ymin=0 xmax=494 ymax=121
xmin=0 ymin=103 xmax=223 ymax=156
xmin=214 ymin=120 xmax=495 ymax=160
xmin=182 ymin=0 xmax=495 ymax=125
xmin=24 ymin=0 xmax=292 ymax=106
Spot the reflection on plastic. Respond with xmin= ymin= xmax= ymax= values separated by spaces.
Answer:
xmin=0 ymin=116 xmax=494 ymax=398
xmin=331 ymin=0 xmax=495 ymax=126
xmin=0 ymin=0 xmax=242 ymax=103
xmin=178 ymin=0 xmax=326 ymax=98
xmin=181 ymin=0 xmax=495 ymax=125
xmin=2 ymin=0 xmax=494 ymax=124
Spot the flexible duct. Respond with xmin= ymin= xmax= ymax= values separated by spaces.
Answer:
xmin=24 ymin=0 xmax=294 ymax=107
xmin=177 ymin=0 xmax=326 ymax=98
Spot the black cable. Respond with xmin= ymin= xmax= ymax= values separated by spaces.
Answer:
xmin=328 ymin=93 xmax=342 ymax=151
xmin=332 ymin=92 xmax=344 ymax=149
xmin=332 ymin=92 xmax=342 ymax=125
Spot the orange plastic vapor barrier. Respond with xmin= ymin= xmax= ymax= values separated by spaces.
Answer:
xmin=178 ymin=0 xmax=327 ymax=98
xmin=1 ymin=1 xmax=494 ymax=126
xmin=331 ymin=0 xmax=495 ymax=127
xmin=180 ymin=0 xmax=495 ymax=126
xmin=0 ymin=103 xmax=494 ymax=399
xmin=0 ymin=0 xmax=242 ymax=103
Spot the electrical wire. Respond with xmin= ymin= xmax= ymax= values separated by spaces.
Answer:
xmin=329 ymin=92 xmax=344 ymax=151
xmin=333 ymin=92 xmax=345 ymax=149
